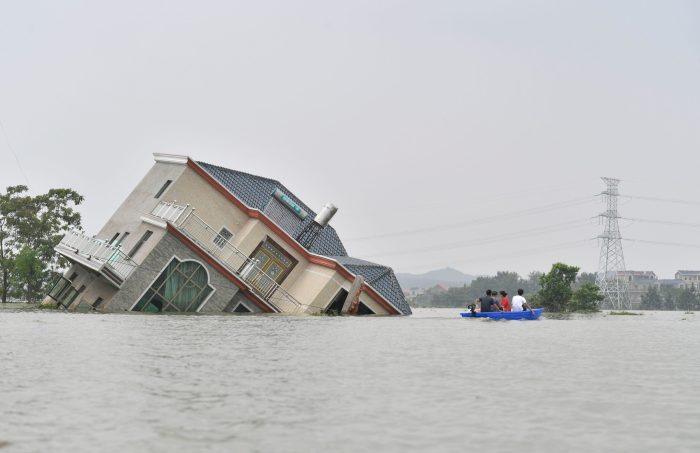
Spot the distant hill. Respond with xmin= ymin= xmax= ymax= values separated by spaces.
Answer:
xmin=396 ymin=268 xmax=476 ymax=289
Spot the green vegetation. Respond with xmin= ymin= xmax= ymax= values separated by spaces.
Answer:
xmin=0 ymin=185 xmax=83 ymax=304
xmin=609 ymin=311 xmax=642 ymax=316
xmin=640 ymin=285 xmax=700 ymax=311
xmin=411 ymin=265 xmax=601 ymax=313
xmin=533 ymin=263 xmax=602 ymax=313
xmin=415 ymin=271 xmax=541 ymax=308
xmin=570 ymin=283 xmax=605 ymax=312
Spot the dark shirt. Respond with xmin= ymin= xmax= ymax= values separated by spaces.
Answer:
xmin=479 ymin=296 xmax=499 ymax=312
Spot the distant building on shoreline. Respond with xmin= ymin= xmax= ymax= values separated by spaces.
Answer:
xmin=43 ymin=154 xmax=410 ymax=316
xmin=675 ymin=270 xmax=700 ymax=284
xmin=617 ymin=270 xmax=700 ymax=308
xmin=616 ymin=271 xmax=657 ymax=309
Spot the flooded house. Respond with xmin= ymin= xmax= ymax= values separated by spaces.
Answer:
xmin=43 ymin=154 xmax=411 ymax=316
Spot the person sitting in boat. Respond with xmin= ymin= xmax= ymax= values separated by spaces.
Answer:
xmin=511 ymin=289 xmax=533 ymax=313
xmin=477 ymin=289 xmax=503 ymax=312
xmin=499 ymin=290 xmax=511 ymax=312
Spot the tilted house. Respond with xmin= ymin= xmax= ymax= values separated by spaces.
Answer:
xmin=44 ymin=154 xmax=411 ymax=316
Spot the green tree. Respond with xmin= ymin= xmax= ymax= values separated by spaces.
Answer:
xmin=676 ymin=286 xmax=698 ymax=312
xmin=429 ymin=271 xmax=541 ymax=308
xmin=0 ymin=185 xmax=83 ymax=303
xmin=640 ymin=286 xmax=662 ymax=310
xmin=14 ymin=247 xmax=45 ymax=303
xmin=537 ymin=263 xmax=580 ymax=312
xmin=574 ymin=272 xmax=598 ymax=288
xmin=0 ymin=186 xmax=32 ymax=303
xmin=660 ymin=286 xmax=678 ymax=311
xmin=570 ymin=283 xmax=603 ymax=312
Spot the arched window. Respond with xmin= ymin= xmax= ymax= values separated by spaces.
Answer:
xmin=133 ymin=258 xmax=214 ymax=312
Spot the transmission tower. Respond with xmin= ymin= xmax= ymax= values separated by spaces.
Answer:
xmin=595 ymin=177 xmax=631 ymax=309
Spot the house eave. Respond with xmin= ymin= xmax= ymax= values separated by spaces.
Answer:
xmin=153 ymin=153 xmax=189 ymax=165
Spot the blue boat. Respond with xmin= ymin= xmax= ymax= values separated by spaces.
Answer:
xmin=460 ymin=308 xmax=544 ymax=320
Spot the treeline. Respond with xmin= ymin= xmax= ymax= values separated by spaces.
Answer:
xmin=423 ymin=271 xmax=541 ymax=308
xmin=420 ymin=267 xmax=600 ymax=312
xmin=640 ymin=285 xmax=700 ymax=311
xmin=0 ymin=185 xmax=83 ymax=303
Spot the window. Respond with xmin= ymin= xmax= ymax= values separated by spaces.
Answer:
xmin=325 ymin=289 xmax=349 ymax=315
xmin=213 ymin=227 xmax=233 ymax=248
xmin=93 ymin=297 xmax=104 ymax=308
xmin=154 ymin=180 xmax=172 ymax=199
xmin=108 ymin=232 xmax=120 ymax=245
xmin=128 ymin=230 xmax=153 ymax=258
xmin=356 ymin=302 xmax=375 ymax=315
xmin=115 ymin=232 xmax=129 ymax=246
xmin=132 ymin=258 xmax=214 ymax=313
xmin=241 ymin=238 xmax=297 ymax=297
xmin=58 ymin=286 xmax=79 ymax=308
xmin=68 ymin=272 xmax=78 ymax=282
xmin=233 ymin=303 xmax=252 ymax=313
xmin=47 ymin=277 xmax=71 ymax=301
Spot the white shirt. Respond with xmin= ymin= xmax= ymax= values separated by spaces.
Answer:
xmin=511 ymin=295 xmax=527 ymax=311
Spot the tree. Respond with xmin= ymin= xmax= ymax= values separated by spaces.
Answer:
xmin=0 ymin=186 xmax=32 ymax=303
xmin=676 ymin=286 xmax=699 ymax=312
xmin=14 ymin=247 xmax=45 ymax=303
xmin=574 ymin=272 xmax=598 ymax=288
xmin=428 ymin=271 xmax=540 ymax=308
xmin=640 ymin=286 xmax=663 ymax=310
xmin=660 ymin=286 xmax=678 ymax=311
xmin=537 ymin=263 xmax=580 ymax=312
xmin=0 ymin=185 xmax=83 ymax=303
xmin=570 ymin=283 xmax=603 ymax=312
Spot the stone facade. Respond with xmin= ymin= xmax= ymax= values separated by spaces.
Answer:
xmin=104 ymin=232 xmax=262 ymax=313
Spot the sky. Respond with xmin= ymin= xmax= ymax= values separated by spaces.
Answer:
xmin=1 ymin=0 xmax=699 ymax=278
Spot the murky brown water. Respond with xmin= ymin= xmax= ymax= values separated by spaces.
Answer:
xmin=1 ymin=308 xmax=698 ymax=452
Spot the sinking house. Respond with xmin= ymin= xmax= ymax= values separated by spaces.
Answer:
xmin=44 ymin=154 xmax=411 ymax=316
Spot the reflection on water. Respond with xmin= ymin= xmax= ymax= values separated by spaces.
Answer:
xmin=1 ymin=309 xmax=698 ymax=452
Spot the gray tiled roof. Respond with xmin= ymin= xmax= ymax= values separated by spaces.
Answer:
xmin=329 ymin=256 xmax=412 ymax=315
xmin=198 ymin=161 xmax=347 ymax=257
xmin=197 ymin=161 xmax=409 ymax=315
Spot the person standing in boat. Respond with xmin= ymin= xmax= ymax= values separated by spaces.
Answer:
xmin=511 ymin=289 xmax=533 ymax=314
xmin=477 ymin=289 xmax=503 ymax=312
xmin=500 ymin=291 xmax=511 ymax=312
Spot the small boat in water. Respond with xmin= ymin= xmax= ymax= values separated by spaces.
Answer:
xmin=460 ymin=308 xmax=544 ymax=320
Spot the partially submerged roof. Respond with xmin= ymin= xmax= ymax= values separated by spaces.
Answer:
xmin=196 ymin=160 xmax=411 ymax=315
xmin=329 ymin=256 xmax=412 ymax=315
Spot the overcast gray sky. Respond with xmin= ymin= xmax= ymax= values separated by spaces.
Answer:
xmin=1 ymin=0 xmax=699 ymax=278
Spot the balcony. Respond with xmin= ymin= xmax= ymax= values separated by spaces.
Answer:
xmin=151 ymin=201 xmax=304 ymax=314
xmin=55 ymin=230 xmax=138 ymax=287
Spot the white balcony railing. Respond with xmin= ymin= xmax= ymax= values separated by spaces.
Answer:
xmin=151 ymin=201 xmax=187 ymax=223
xmin=56 ymin=230 xmax=138 ymax=282
xmin=171 ymin=209 xmax=304 ymax=314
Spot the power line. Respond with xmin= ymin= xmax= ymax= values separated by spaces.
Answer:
xmin=619 ymin=194 xmax=700 ymax=207
xmin=347 ymin=196 xmax=596 ymax=241
xmin=624 ymin=238 xmax=700 ymax=249
xmin=405 ymin=239 xmax=594 ymax=271
xmin=626 ymin=218 xmax=700 ymax=229
xmin=0 ymin=118 xmax=30 ymax=186
xmin=362 ymin=218 xmax=594 ymax=258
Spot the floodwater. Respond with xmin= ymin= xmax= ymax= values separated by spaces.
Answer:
xmin=1 ymin=308 xmax=698 ymax=453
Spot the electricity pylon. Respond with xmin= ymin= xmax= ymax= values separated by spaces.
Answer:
xmin=595 ymin=177 xmax=631 ymax=309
